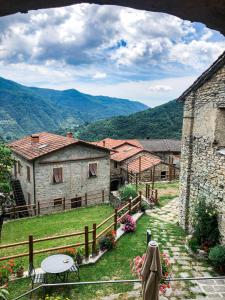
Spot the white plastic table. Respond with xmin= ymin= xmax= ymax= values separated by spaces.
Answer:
xmin=41 ymin=254 xmax=74 ymax=281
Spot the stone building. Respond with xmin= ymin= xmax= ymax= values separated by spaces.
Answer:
xmin=179 ymin=51 xmax=225 ymax=240
xmin=93 ymin=138 xmax=180 ymax=190
xmin=9 ymin=132 xmax=110 ymax=212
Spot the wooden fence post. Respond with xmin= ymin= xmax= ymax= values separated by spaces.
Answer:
xmin=28 ymin=235 xmax=34 ymax=275
xmin=155 ymin=190 xmax=158 ymax=205
xmin=102 ymin=190 xmax=105 ymax=203
xmin=85 ymin=226 xmax=89 ymax=260
xmin=85 ymin=193 xmax=87 ymax=206
xmin=114 ymin=208 xmax=118 ymax=232
xmin=62 ymin=198 xmax=66 ymax=211
xmin=135 ymin=175 xmax=138 ymax=191
xmin=128 ymin=198 xmax=132 ymax=214
xmin=33 ymin=204 xmax=36 ymax=216
xmin=139 ymin=191 xmax=142 ymax=211
xmin=92 ymin=223 xmax=97 ymax=257
xmin=37 ymin=201 xmax=40 ymax=216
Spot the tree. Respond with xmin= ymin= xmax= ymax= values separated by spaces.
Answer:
xmin=0 ymin=143 xmax=14 ymax=240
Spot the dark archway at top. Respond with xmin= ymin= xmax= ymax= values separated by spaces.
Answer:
xmin=0 ymin=0 xmax=225 ymax=36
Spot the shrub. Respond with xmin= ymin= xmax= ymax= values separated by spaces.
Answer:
xmin=57 ymin=247 xmax=76 ymax=258
xmin=188 ymin=237 xmax=199 ymax=253
xmin=119 ymin=184 xmax=137 ymax=201
xmin=99 ymin=230 xmax=116 ymax=251
xmin=192 ymin=197 xmax=219 ymax=249
xmin=209 ymin=245 xmax=225 ymax=271
xmin=121 ymin=214 xmax=136 ymax=232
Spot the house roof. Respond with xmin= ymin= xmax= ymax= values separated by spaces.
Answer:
xmin=9 ymin=132 xmax=109 ymax=161
xmin=122 ymin=154 xmax=161 ymax=174
xmin=110 ymin=144 xmax=143 ymax=162
xmin=178 ymin=50 xmax=225 ymax=102
xmin=137 ymin=139 xmax=181 ymax=153
xmin=92 ymin=138 xmax=142 ymax=149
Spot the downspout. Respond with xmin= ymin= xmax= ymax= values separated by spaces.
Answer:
xmin=33 ymin=160 xmax=36 ymax=205
xmin=183 ymin=91 xmax=196 ymax=231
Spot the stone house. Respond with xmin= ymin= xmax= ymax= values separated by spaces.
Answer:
xmin=9 ymin=132 xmax=110 ymax=212
xmin=178 ymin=51 xmax=225 ymax=240
xmin=92 ymin=138 xmax=179 ymax=190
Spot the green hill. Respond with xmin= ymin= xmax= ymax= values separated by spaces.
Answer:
xmin=0 ymin=77 xmax=147 ymax=141
xmin=76 ymin=100 xmax=184 ymax=141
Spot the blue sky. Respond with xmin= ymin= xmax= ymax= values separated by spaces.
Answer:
xmin=0 ymin=4 xmax=224 ymax=107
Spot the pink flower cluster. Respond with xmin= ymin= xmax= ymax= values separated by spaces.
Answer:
xmin=130 ymin=254 xmax=146 ymax=278
xmin=122 ymin=214 xmax=136 ymax=232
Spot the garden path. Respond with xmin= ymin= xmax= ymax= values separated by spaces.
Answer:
xmin=101 ymin=198 xmax=225 ymax=300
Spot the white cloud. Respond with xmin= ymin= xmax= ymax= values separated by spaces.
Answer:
xmin=93 ymin=72 xmax=107 ymax=79
xmin=148 ymin=85 xmax=173 ymax=92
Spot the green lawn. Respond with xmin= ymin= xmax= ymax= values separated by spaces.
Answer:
xmin=8 ymin=208 xmax=187 ymax=300
xmin=0 ymin=205 xmax=113 ymax=266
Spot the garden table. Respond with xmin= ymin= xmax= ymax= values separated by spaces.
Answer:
xmin=41 ymin=254 xmax=74 ymax=282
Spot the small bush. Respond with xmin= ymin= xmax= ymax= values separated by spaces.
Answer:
xmin=121 ymin=214 xmax=136 ymax=232
xmin=119 ymin=184 xmax=137 ymax=201
xmin=192 ymin=197 xmax=219 ymax=249
xmin=209 ymin=245 xmax=225 ymax=271
xmin=99 ymin=230 xmax=116 ymax=251
xmin=188 ymin=237 xmax=199 ymax=253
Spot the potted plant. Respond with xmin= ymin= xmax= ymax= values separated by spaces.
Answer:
xmin=121 ymin=214 xmax=136 ymax=232
xmin=76 ymin=248 xmax=84 ymax=265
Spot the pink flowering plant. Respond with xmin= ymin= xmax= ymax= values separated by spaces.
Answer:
xmin=121 ymin=214 xmax=136 ymax=232
xmin=130 ymin=251 xmax=172 ymax=295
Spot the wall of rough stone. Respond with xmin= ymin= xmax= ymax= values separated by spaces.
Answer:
xmin=180 ymin=66 xmax=225 ymax=241
xmin=35 ymin=144 xmax=110 ymax=209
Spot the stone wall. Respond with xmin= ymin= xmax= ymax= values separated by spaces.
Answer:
xmin=180 ymin=66 xmax=225 ymax=241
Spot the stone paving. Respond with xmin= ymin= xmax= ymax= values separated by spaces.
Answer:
xmin=101 ymin=198 xmax=225 ymax=300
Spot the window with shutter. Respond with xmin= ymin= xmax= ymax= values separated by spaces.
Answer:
xmin=53 ymin=167 xmax=63 ymax=184
xmin=27 ymin=166 xmax=31 ymax=182
xmin=89 ymin=163 xmax=97 ymax=178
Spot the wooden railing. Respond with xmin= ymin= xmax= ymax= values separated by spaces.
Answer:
xmin=5 ymin=189 xmax=109 ymax=219
xmin=0 ymin=194 xmax=142 ymax=268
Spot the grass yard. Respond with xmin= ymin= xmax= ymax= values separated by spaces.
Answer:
xmin=0 ymin=204 xmax=113 ymax=266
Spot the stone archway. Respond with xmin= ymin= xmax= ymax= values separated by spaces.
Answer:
xmin=0 ymin=0 xmax=225 ymax=35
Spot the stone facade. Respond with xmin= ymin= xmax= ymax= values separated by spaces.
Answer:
xmin=179 ymin=63 xmax=225 ymax=241
xmin=12 ymin=143 xmax=110 ymax=212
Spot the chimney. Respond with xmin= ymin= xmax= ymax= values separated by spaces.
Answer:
xmin=103 ymin=140 xmax=106 ymax=147
xmin=31 ymin=134 xmax=39 ymax=143
xmin=66 ymin=132 xmax=73 ymax=138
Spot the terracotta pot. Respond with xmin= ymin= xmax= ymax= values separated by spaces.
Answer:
xmin=16 ymin=268 xmax=24 ymax=278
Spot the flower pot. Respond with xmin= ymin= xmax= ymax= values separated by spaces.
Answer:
xmin=16 ymin=268 xmax=24 ymax=278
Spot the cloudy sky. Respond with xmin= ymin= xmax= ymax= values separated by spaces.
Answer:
xmin=0 ymin=4 xmax=224 ymax=107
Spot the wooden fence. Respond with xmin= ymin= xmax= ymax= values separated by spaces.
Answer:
xmin=0 ymin=194 xmax=142 ymax=269
xmin=4 ymin=189 xmax=109 ymax=219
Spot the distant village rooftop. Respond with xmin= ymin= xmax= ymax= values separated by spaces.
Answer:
xmin=9 ymin=132 xmax=109 ymax=161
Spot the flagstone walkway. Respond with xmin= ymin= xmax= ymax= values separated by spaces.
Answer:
xmin=101 ymin=198 xmax=225 ymax=300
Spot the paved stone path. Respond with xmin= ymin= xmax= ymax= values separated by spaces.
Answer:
xmin=101 ymin=198 xmax=225 ymax=300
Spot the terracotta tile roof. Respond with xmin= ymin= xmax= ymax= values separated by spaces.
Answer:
xmin=123 ymin=154 xmax=161 ymax=174
xmin=9 ymin=132 xmax=109 ymax=161
xmin=92 ymin=138 xmax=142 ymax=149
xmin=110 ymin=144 xmax=143 ymax=162
xmin=138 ymin=139 xmax=181 ymax=153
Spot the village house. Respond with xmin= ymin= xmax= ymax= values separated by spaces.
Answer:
xmin=179 ymin=51 xmax=225 ymax=241
xmin=93 ymin=138 xmax=180 ymax=190
xmin=9 ymin=132 xmax=110 ymax=213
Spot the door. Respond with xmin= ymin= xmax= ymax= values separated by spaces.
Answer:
xmin=71 ymin=197 xmax=82 ymax=209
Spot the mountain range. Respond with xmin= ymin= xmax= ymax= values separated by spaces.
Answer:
xmin=76 ymin=100 xmax=184 ymax=141
xmin=0 ymin=77 xmax=147 ymax=141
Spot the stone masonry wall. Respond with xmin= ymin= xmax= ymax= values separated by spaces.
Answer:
xmin=180 ymin=66 xmax=225 ymax=241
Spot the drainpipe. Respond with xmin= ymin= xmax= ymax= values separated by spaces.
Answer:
xmin=33 ymin=160 xmax=36 ymax=205
xmin=182 ymin=91 xmax=196 ymax=231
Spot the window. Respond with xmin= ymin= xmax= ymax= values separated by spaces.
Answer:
xmin=27 ymin=166 xmax=31 ymax=182
xmin=114 ymin=161 xmax=118 ymax=168
xmin=18 ymin=161 xmax=22 ymax=175
xmin=54 ymin=198 xmax=63 ymax=207
xmin=161 ymin=171 xmax=166 ymax=179
xmin=53 ymin=167 xmax=63 ymax=184
xmin=71 ymin=197 xmax=82 ymax=208
xmin=27 ymin=193 xmax=31 ymax=205
xmin=89 ymin=163 xmax=97 ymax=178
